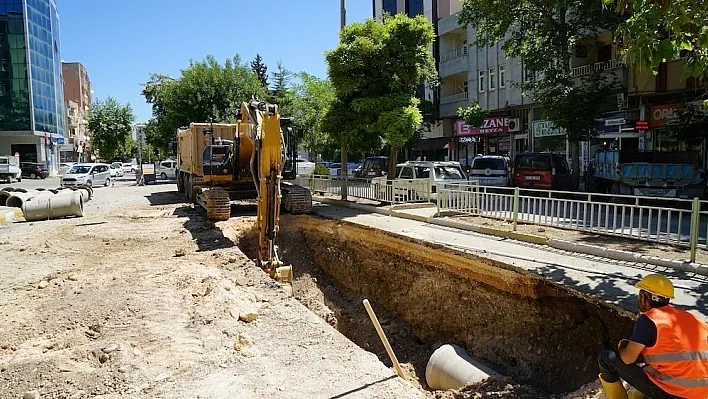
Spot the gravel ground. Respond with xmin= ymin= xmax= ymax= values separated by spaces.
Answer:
xmin=0 ymin=185 xmax=424 ymax=399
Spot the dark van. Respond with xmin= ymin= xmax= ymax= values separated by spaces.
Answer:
xmin=513 ymin=153 xmax=574 ymax=190
xmin=356 ymin=156 xmax=389 ymax=178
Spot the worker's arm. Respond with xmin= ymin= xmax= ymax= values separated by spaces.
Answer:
xmin=618 ymin=339 xmax=646 ymax=364
xmin=619 ymin=314 xmax=656 ymax=365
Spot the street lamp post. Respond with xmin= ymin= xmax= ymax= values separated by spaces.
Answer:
xmin=341 ymin=0 xmax=346 ymax=30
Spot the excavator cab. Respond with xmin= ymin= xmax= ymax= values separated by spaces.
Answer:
xmin=202 ymin=136 xmax=234 ymax=176
xmin=281 ymin=118 xmax=297 ymax=181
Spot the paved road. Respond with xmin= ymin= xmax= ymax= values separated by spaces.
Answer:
xmin=312 ymin=202 xmax=708 ymax=318
xmin=1 ymin=173 xmax=175 ymax=191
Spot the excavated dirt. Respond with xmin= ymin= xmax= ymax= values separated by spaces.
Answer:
xmin=237 ymin=214 xmax=636 ymax=396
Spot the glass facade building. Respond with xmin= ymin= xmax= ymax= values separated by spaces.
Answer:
xmin=0 ymin=0 xmax=65 ymax=137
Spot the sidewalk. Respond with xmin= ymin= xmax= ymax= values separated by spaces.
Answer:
xmin=0 ymin=206 xmax=23 ymax=226
xmin=311 ymin=200 xmax=707 ymax=318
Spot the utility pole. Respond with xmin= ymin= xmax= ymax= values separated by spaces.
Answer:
xmin=340 ymin=0 xmax=346 ymax=30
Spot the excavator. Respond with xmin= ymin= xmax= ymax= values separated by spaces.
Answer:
xmin=176 ymin=98 xmax=312 ymax=286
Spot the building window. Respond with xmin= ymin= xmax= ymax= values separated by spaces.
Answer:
xmin=463 ymin=81 xmax=469 ymax=94
xmin=383 ymin=0 xmax=397 ymax=14
xmin=499 ymin=65 xmax=506 ymax=88
xmin=478 ymin=71 xmax=485 ymax=93
xmin=489 ymin=67 xmax=497 ymax=90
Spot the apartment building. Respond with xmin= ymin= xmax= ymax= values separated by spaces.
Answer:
xmin=62 ymin=61 xmax=92 ymax=162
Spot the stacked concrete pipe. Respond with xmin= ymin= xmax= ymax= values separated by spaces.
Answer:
xmin=21 ymin=190 xmax=83 ymax=221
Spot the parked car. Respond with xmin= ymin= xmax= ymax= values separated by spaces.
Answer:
xmin=122 ymin=163 xmax=135 ymax=173
xmin=20 ymin=162 xmax=49 ymax=179
xmin=469 ymin=156 xmax=511 ymax=187
xmin=60 ymin=163 xmax=112 ymax=188
xmin=513 ymin=152 xmax=574 ymax=190
xmin=158 ymin=160 xmax=177 ymax=180
xmin=109 ymin=162 xmax=125 ymax=177
xmin=356 ymin=156 xmax=389 ymax=178
xmin=296 ymin=159 xmax=316 ymax=176
xmin=371 ymin=161 xmax=468 ymax=202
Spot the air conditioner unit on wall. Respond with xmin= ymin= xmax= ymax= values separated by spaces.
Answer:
xmin=617 ymin=93 xmax=628 ymax=109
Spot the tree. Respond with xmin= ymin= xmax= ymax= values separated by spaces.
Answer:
xmin=142 ymin=55 xmax=265 ymax=153
xmin=290 ymin=72 xmax=336 ymax=156
xmin=87 ymin=97 xmax=135 ymax=161
xmin=325 ymin=14 xmax=436 ymax=183
xmin=459 ymin=0 xmax=621 ymax=182
xmin=250 ymin=54 xmax=269 ymax=88
xmin=458 ymin=102 xmax=487 ymax=128
xmin=605 ymin=0 xmax=708 ymax=81
xmin=269 ymin=60 xmax=295 ymax=116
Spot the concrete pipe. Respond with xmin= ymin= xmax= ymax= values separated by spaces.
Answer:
xmin=0 ymin=190 xmax=12 ymax=206
xmin=77 ymin=185 xmax=93 ymax=202
xmin=5 ymin=191 xmax=39 ymax=209
xmin=425 ymin=344 xmax=500 ymax=390
xmin=22 ymin=190 xmax=83 ymax=222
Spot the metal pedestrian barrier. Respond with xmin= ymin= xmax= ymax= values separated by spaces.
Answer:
xmin=295 ymin=175 xmax=708 ymax=262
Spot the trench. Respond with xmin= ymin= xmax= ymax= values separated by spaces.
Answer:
xmin=237 ymin=214 xmax=635 ymax=395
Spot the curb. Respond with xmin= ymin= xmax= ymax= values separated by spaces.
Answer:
xmin=0 ymin=207 xmax=23 ymax=226
xmin=547 ymin=238 xmax=708 ymax=276
xmin=314 ymin=196 xmax=708 ymax=276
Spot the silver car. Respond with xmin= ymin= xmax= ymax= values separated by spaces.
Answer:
xmin=60 ymin=163 xmax=112 ymax=188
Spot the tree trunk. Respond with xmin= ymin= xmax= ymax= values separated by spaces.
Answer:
xmin=570 ymin=139 xmax=580 ymax=190
xmin=388 ymin=147 xmax=399 ymax=181
xmin=341 ymin=145 xmax=348 ymax=200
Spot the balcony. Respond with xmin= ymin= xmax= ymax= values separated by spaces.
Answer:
xmin=439 ymin=49 xmax=469 ymax=78
xmin=571 ymin=58 xmax=625 ymax=77
xmin=438 ymin=13 xmax=463 ymax=36
xmin=439 ymin=92 xmax=469 ymax=118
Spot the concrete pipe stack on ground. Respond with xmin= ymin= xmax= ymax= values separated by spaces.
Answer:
xmin=22 ymin=189 xmax=83 ymax=221
xmin=425 ymin=344 xmax=500 ymax=390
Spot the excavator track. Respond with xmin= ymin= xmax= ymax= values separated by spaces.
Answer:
xmin=195 ymin=187 xmax=231 ymax=221
xmin=281 ymin=182 xmax=312 ymax=214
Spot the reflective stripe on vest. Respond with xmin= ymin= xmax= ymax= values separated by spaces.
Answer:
xmin=643 ymin=351 xmax=708 ymax=363
xmin=643 ymin=365 xmax=708 ymax=388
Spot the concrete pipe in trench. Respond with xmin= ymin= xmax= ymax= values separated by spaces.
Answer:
xmin=425 ymin=344 xmax=500 ymax=390
xmin=22 ymin=190 xmax=83 ymax=221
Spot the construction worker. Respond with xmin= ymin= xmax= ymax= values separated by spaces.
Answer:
xmin=598 ymin=274 xmax=708 ymax=399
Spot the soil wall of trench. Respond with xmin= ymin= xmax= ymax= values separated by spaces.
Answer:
xmin=239 ymin=215 xmax=636 ymax=394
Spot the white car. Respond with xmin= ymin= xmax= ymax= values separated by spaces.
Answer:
xmin=371 ymin=161 xmax=470 ymax=202
xmin=61 ymin=163 xmax=112 ymax=188
xmin=122 ymin=163 xmax=135 ymax=174
xmin=296 ymin=159 xmax=316 ymax=176
xmin=158 ymin=160 xmax=177 ymax=180
xmin=110 ymin=162 xmax=125 ymax=177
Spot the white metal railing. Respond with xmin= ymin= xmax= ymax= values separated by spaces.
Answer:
xmin=438 ymin=185 xmax=708 ymax=261
xmin=440 ymin=46 xmax=469 ymax=63
xmin=571 ymin=58 xmax=626 ymax=77
xmin=440 ymin=92 xmax=469 ymax=104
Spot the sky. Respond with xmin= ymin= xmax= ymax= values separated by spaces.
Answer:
xmin=58 ymin=0 xmax=372 ymax=122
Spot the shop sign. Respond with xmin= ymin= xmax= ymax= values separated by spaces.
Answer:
xmin=532 ymin=120 xmax=566 ymax=137
xmin=459 ymin=137 xmax=475 ymax=143
xmin=456 ymin=117 xmax=520 ymax=136
xmin=581 ymin=141 xmax=590 ymax=170
xmin=605 ymin=118 xmax=626 ymax=126
xmin=650 ymin=104 xmax=683 ymax=128
xmin=635 ymin=120 xmax=649 ymax=131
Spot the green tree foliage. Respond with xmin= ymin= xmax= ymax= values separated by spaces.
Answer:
xmin=459 ymin=0 xmax=620 ymax=181
xmin=87 ymin=97 xmax=135 ymax=161
xmin=250 ymin=53 xmax=269 ymax=88
xmin=325 ymin=14 xmax=436 ymax=179
xmin=142 ymin=55 xmax=265 ymax=152
xmin=269 ymin=60 xmax=295 ymax=116
xmin=605 ymin=0 xmax=708 ymax=80
xmin=290 ymin=72 xmax=336 ymax=155
xmin=677 ymin=103 xmax=708 ymax=145
xmin=458 ymin=102 xmax=487 ymax=128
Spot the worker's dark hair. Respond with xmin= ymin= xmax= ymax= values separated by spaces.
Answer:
xmin=640 ymin=290 xmax=670 ymax=308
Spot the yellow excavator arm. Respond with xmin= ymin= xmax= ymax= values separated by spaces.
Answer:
xmin=239 ymin=99 xmax=293 ymax=290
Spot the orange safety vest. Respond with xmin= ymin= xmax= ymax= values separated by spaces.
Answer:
xmin=641 ymin=305 xmax=708 ymax=399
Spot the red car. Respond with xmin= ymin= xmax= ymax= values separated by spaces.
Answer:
xmin=513 ymin=153 xmax=574 ymax=190
xmin=20 ymin=162 xmax=49 ymax=179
